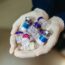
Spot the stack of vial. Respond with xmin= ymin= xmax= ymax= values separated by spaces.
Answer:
xmin=15 ymin=16 xmax=52 ymax=51
xmin=28 ymin=17 xmax=52 ymax=45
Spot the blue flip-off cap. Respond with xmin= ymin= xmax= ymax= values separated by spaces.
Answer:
xmin=39 ymin=35 xmax=48 ymax=42
xmin=37 ymin=16 xmax=44 ymax=21
xmin=15 ymin=31 xmax=23 ymax=34
xmin=22 ymin=21 xmax=30 ymax=29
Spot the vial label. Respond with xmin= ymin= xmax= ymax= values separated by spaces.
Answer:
xmin=16 ymin=35 xmax=22 ymax=43
xmin=28 ymin=25 xmax=39 ymax=39
xmin=15 ymin=31 xmax=23 ymax=34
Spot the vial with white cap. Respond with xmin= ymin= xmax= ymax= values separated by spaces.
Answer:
xmin=19 ymin=17 xmax=33 ymax=32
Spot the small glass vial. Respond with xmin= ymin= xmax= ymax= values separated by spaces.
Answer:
xmin=15 ymin=31 xmax=23 ymax=44
xmin=22 ymin=34 xmax=30 ymax=50
xmin=28 ymin=22 xmax=41 ymax=39
xmin=19 ymin=17 xmax=33 ymax=32
xmin=37 ymin=30 xmax=52 ymax=45
xmin=37 ymin=35 xmax=48 ymax=45
xmin=38 ymin=16 xmax=50 ymax=29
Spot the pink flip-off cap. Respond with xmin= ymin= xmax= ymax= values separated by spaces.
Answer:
xmin=23 ymin=34 xmax=30 ymax=39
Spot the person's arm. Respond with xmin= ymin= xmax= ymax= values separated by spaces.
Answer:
xmin=32 ymin=0 xmax=65 ymax=25
xmin=32 ymin=0 xmax=55 ymax=17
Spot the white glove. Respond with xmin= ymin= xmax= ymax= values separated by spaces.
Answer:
xmin=9 ymin=8 xmax=64 ymax=58
xmin=9 ymin=8 xmax=49 ymax=58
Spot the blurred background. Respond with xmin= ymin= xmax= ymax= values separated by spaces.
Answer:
xmin=0 ymin=0 xmax=65 ymax=65
xmin=0 ymin=0 xmax=32 ymax=29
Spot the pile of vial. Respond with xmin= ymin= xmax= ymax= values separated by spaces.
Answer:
xmin=15 ymin=16 xmax=52 ymax=51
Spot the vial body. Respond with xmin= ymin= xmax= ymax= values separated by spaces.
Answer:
xmin=15 ymin=31 xmax=23 ymax=44
xmin=19 ymin=17 xmax=33 ymax=32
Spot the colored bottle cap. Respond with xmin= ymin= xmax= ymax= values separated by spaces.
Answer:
xmin=33 ymin=22 xmax=41 ymax=28
xmin=37 ymin=16 xmax=44 ymax=21
xmin=22 ymin=38 xmax=30 ymax=47
xmin=23 ymin=34 xmax=30 ymax=39
xmin=39 ymin=35 xmax=48 ymax=42
xmin=22 ymin=21 xmax=30 ymax=29
xmin=15 ymin=31 xmax=23 ymax=34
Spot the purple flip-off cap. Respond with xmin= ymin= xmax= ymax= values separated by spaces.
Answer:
xmin=37 ymin=16 xmax=44 ymax=21
xmin=33 ymin=22 xmax=41 ymax=28
xmin=39 ymin=29 xmax=45 ymax=34
xmin=15 ymin=31 xmax=23 ymax=34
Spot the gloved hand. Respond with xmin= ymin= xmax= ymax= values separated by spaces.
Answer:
xmin=9 ymin=8 xmax=49 ymax=58
xmin=9 ymin=8 xmax=64 ymax=58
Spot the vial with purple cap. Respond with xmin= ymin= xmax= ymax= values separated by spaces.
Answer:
xmin=28 ymin=21 xmax=41 ymax=39
xmin=37 ymin=16 xmax=50 ymax=29
xmin=15 ymin=31 xmax=23 ymax=44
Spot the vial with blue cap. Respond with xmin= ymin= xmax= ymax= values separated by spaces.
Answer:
xmin=19 ymin=17 xmax=33 ymax=32
xmin=37 ymin=35 xmax=48 ymax=45
xmin=37 ymin=29 xmax=52 ymax=45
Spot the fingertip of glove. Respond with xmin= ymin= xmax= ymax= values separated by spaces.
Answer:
xmin=49 ymin=16 xmax=64 ymax=32
xmin=34 ymin=8 xmax=49 ymax=20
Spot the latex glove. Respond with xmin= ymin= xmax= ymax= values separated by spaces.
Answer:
xmin=9 ymin=8 xmax=49 ymax=58
xmin=13 ymin=16 xmax=64 ymax=58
